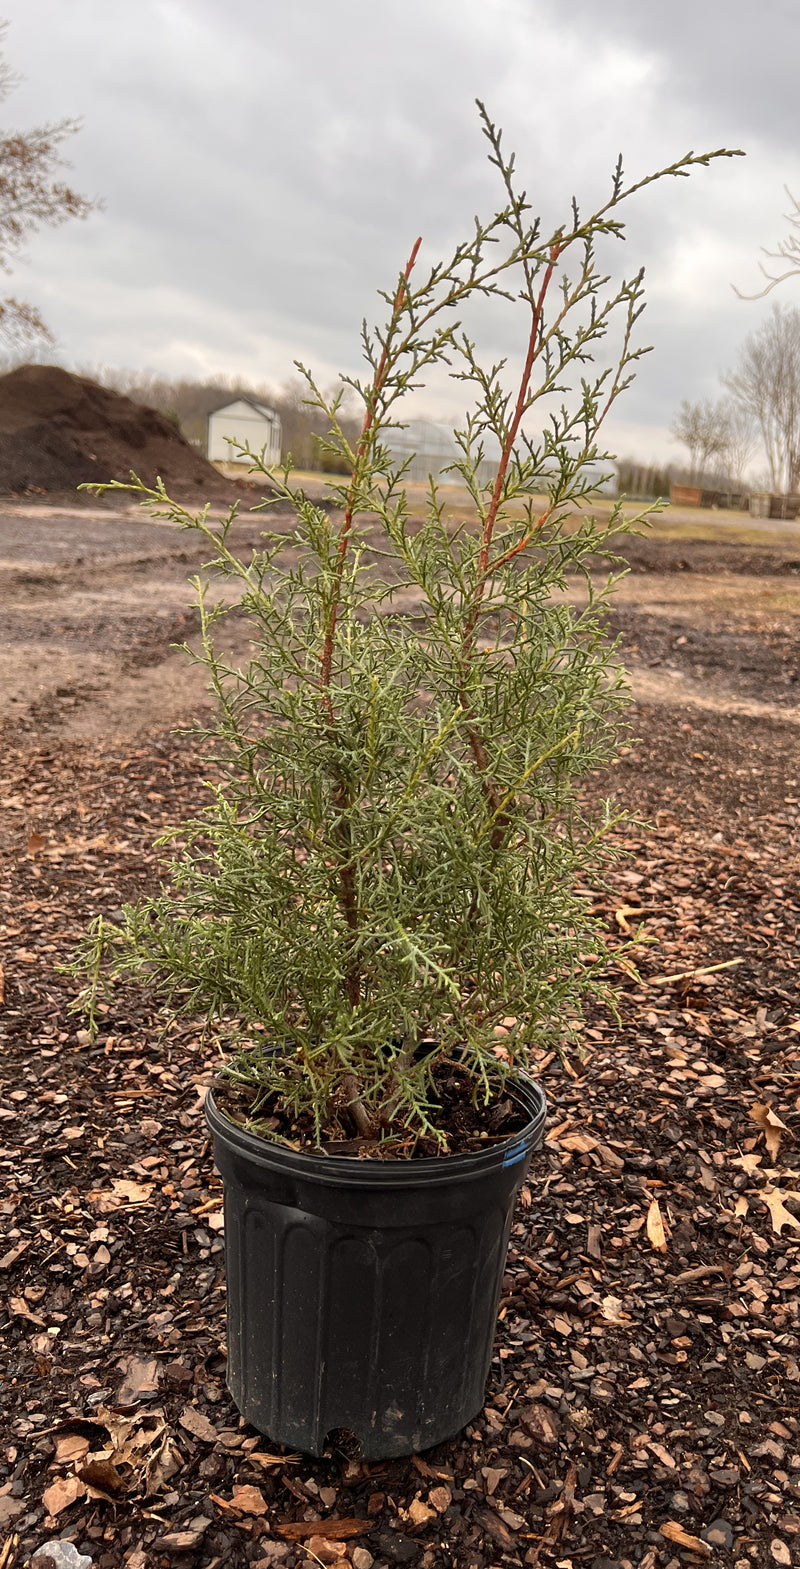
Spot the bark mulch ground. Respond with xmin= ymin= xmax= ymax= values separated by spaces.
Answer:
xmin=1 ymin=702 xmax=799 ymax=1569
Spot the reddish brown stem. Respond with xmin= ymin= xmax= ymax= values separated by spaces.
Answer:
xmin=458 ymin=240 xmax=561 ymax=841
xmin=319 ymin=237 xmax=423 ymax=1013
xmin=490 ymin=502 xmax=554 ymax=572
xmin=320 ymin=235 xmax=422 ymax=700
xmin=462 ymin=239 xmax=561 ymax=661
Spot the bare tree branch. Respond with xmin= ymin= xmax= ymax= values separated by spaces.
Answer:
xmin=670 ymin=398 xmax=728 ymax=482
xmin=724 ymin=304 xmax=800 ymax=493
xmin=0 ymin=25 xmax=99 ymax=346
xmin=734 ymin=187 xmax=800 ymax=300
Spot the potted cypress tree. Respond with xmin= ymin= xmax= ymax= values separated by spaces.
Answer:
xmin=79 ymin=110 xmax=739 ymax=1458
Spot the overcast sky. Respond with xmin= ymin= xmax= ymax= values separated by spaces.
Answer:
xmin=3 ymin=0 xmax=798 ymax=468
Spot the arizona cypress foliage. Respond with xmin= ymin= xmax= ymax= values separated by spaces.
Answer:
xmin=78 ymin=111 xmax=741 ymax=1146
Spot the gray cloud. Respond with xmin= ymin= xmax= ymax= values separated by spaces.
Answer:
xmin=2 ymin=0 xmax=794 ymax=465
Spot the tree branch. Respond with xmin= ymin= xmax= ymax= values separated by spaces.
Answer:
xmin=319 ymin=238 xmax=422 ymax=1028
xmin=457 ymin=239 xmax=562 ymax=842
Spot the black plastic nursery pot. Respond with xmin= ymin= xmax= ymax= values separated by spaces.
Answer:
xmin=205 ymin=1075 xmax=547 ymax=1459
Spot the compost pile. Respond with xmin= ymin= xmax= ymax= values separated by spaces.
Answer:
xmin=0 ymin=365 xmax=230 ymax=497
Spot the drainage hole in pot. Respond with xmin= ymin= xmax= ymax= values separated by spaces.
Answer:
xmin=323 ymin=1427 xmax=362 ymax=1461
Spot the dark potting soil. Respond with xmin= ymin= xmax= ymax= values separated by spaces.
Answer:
xmin=214 ymin=1059 xmax=529 ymax=1160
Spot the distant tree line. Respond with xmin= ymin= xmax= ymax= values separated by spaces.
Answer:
xmin=614 ymin=460 xmax=672 ymax=500
xmin=88 ymin=368 xmax=362 ymax=473
xmin=672 ymin=304 xmax=800 ymax=496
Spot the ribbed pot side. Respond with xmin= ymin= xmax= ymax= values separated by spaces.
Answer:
xmin=205 ymin=1077 xmax=546 ymax=1459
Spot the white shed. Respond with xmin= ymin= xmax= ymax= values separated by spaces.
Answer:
xmin=207 ymin=399 xmax=282 ymax=466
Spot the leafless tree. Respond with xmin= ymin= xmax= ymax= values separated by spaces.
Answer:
xmin=715 ymin=397 xmax=756 ymax=487
xmin=724 ymin=304 xmax=800 ymax=494
xmin=670 ymin=398 xmax=728 ymax=481
xmin=735 ymin=187 xmax=800 ymax=300
xmin=0 ymin=21 xmax=98 ymax=347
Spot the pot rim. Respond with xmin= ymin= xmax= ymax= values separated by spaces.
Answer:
xmin=205 ymin=1073 xmax=547 ymax=1189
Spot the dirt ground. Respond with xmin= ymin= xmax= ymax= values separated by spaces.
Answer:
xmin=1 ymin=501 xmax=800 ymax=1569
xmin=0 ymin=501 xmax=798 ymax=741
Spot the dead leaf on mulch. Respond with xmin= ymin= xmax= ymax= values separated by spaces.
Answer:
xmin=600 ymin=1294 xmax=632 ymax=1324
xmin=116 ymin=1355 xmax=160 ymax=1404
xmin=762 ymin=1188 xmax=800 ymax=1235
xmin=646 ymin=1197 xmax=667 ymax=1252
xmin=538 ymin=1460 xmax=578 ymax=1553
xmin=87 ymin=1178 xmax=155 ymax=1212
xmin=41 ymin=1475 xmax=86 ymax=1516
xmin=46 ymin=1405 xmax=174 ymax=1503
xmin=79 ymin=1456 xmax=127 ymax=1500
xmin=751 ymin=1102 xmax=791 ymax=1162
xmin=736 ymin=1151 xmax=763 ymax=1175
xmin=53 ymin=1432 xmax=91 ymax=1467
xmin=91 ymin=1406 xmax=167 ymax=1470
xmin=144 ymin=1434 xmax=184 ymax=1496
xmin=482 ymin=1465 xmax=507 ymax=1494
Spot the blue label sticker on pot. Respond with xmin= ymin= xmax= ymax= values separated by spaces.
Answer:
xmin=502 ymin=1140 xmax=528 ymax=1169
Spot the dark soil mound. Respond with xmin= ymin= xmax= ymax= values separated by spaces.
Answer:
xmin=0 ymin=364 xmax=231 ymax=496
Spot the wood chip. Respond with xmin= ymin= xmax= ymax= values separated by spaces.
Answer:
xmin=178 ymin=1406 xmax=219 ymax=1443
xmin=407 ymin=1497 xmax=435 ymax=1525
xmin=275 ymin=1519 xmax=367 ymax=1541
xmin=230 ymin=1484 xmax=268 ymax=1515
xmin=428 ymin=1485 xmax=452 ymax=1513
xmin=659 ymin=1521 xmax=712 ymax=1554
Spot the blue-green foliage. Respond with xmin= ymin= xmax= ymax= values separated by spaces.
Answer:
xmin=76 ymin=111 xmax=740 ymax=1145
